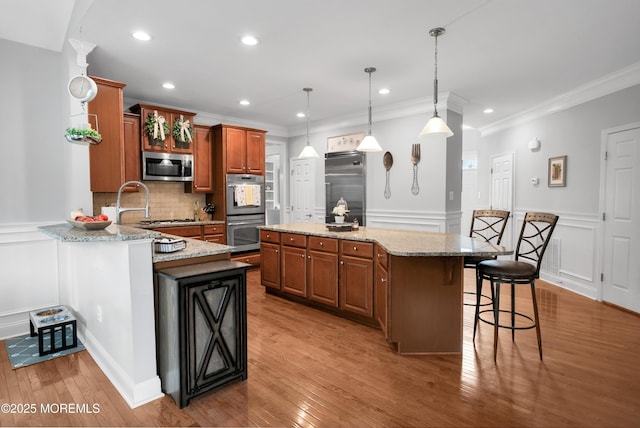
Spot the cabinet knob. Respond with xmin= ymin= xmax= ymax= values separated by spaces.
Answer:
xmin=340 ymin=261 xmax=344 ymax=265
xmin=320 ymin=242 xmax=324 ymax=246
xmin=353 ymin=246 xmax=358 ymax=251
xmin=266 ymin=234 xmax=270 ymax=238
xmin=381 ymin=278 xmax=386 ymax=282
xmin=308 ymin=255 xmax=311 ymax=259
xmin=275 ymin=249 xmax=279 ymax=254
xmin=290 ymin=238 xmax=294 ymax=242
xmin=301 ymin=254 xmax=305 ymax=258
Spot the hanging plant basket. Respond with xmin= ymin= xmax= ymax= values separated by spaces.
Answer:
xmin=65 ymin=127 xmax=102 ymax=145
xmin=172 ymin=115 xmax=193 ymax=144
xmin=144 ymin=111 xmax=169 ymax=144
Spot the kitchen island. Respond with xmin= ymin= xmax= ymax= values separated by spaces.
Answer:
xmin=258 ymin=223 xmax=511 ymax=354
xmin=38 ymin=223 xmax=234 ymax=407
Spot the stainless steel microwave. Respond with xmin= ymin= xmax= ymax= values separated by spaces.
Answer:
xmin=142 ymin=151 xmax=193 ymax=181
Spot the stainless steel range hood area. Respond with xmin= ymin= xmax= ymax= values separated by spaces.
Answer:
xmin=324 ymin=151 xmax=366 ymax=225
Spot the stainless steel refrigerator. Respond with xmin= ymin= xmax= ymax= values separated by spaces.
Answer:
xmin=325 ymin=151 xmax=366 ymax=225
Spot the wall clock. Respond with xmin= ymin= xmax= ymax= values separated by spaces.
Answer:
xmin=67 ymin=75 xmax=98 ymax=102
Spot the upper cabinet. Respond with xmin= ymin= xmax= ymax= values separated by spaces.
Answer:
xmin=188 ymin=124 xmax=214 ymax=193
xmin=130 ymin=104 xmax=196 ymax=154
xmin=212 ymin=124 xmax=266 ymax=175
xmin=88 ymin=77 xmax=141 ymax=193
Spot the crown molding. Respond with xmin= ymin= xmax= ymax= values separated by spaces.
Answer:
xmin=288 ymin=92 xmax=466 ymax=137
xmin=480 ymin=61 xmax=640 ymax=137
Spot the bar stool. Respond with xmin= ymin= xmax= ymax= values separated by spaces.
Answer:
xmin=474 ymin=212 xmax=559 ymax=361
xmin=463 ymin=210 xmax=510 ymax=306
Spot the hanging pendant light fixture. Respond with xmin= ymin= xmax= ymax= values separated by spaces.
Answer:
xmin=357 ymin=67 xmax=382 ymax=152
xmin=298 ymin=87 xmax=320 ymax=159
xmin=419 ymin=27 xmax=453 ymax=138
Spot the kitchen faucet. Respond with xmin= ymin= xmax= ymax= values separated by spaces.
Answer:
xmin=116 ymin=181 xmax=150 ymax=224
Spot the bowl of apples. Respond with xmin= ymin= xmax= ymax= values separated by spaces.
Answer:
xmin=67 ymin=213 xmax=112 ymax=230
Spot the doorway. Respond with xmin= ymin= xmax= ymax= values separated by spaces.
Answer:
xmin=490 ymin=153 xmax=514 ymax=247
xmin=290 ymin=157 xmax=316 ymax=223
xmin=601 ymin=123 xmax=640 ymax=313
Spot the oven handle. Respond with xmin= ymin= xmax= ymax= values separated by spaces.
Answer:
xmin=227 ymin=220 xmax=263 ymax=226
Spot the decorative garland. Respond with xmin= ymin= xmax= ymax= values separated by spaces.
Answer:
xmin=144 ymin=110 xmax=169 ymax=142
xmin=172 ymin=114 xmax=193 ymax=144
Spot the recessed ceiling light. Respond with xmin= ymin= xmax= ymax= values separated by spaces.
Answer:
xmin=483 ymin=108 xmax=494 ymax=114
xmin=132 ymin=31 xmax=151 ymax=41
xmin=378 ymin=88 xmax=390 ymax=95
xmin=162 ymin=82 xmax=175 ymax=89
xmin=240 ymin=99 xmax=250 ymax=106
xmin=296 ymin=112 xmax=306 ymax=118
xmin=241 ymin=35 xmax=259 ymax=46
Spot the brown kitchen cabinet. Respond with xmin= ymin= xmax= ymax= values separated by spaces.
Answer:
xmin=153 ymin=225 xmax=202 ymax=239
xmin=260 ymin=230 xmax=281 ymax=289
xmin=212 ymin=124 xmax=266 ymax=175
xmin=130 ymin=103 xmax=196 ymax=154
xmin=88 ymin=77 xmax=141 ymax=193
xmin=231 ymin=252 xmax=261 ymax=268
xmin=188 ymin=124 xmax=213 ymax=193
xmin=203 ymin=224 xmax=225 ymax=244
xmin=307 ymin=236 xmax=339 ymax=307
xmin=280 ymin=233 xmax=307 ymax=297
xmin=339 ymin=240 xmax=374 ymax=317
xmin=374 ymin=244 xmax=389 ymax=338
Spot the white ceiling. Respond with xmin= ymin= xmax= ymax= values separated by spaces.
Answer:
xmin=3 ymin=0 xmax=640 ymax=134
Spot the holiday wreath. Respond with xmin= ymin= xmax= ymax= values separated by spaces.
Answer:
xmin=172 ymin=115 xmax=193 ymax=144
xmin=145 ymin=110 xmax=170 ymax=142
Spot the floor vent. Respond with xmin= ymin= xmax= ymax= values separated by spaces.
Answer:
xmin=542 ymin=238 xmax=561 ymax=276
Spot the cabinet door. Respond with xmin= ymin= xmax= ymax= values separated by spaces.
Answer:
xmin=225 ymin=128 xmax=247 ymax=173
xmin=308 ymin=250 xmax=339 ymax=307
xmin=260 ymin=243 xmax=280 ymax=289
xmin=169 ymin=112 xmax=195 ymax=154
xmin=281 ymin=245 xmax=307 ymax=297
xmin=375 ymin=261 xmax=389 ymax=337
xmin=245 ymin=131 xmax=265 ymax=174
xmin=186 ymin=274 xmax=245 ymax=401
xmin=122 ymin=113 xmax=141 ymax=189
xmin=192 ymin=125 xmax=213 ymax=192
xmin=141 ymin=106 xmax=171 ymax=151
xmin=340 ymin=255 xmax=373 ymax=317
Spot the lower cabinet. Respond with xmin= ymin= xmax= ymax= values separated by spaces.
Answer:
xmin=281 ymin=244 xmax=307 ymax=297
xmin=260 ymin=243 xmax=280 ymax=289
xmin=374 ymin=245 xmax=389 ymax=338
xmin=307 ymin=236 xmax=339 ymax=307
xmin=155 ymin=261 xmax=248 ymax=408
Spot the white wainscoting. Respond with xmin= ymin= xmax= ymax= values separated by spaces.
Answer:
xmin=366 ymin=209 xmax=462 ymax=233
xmin=0 ymin=224 xmax=59 ymax=339
xmin=512 ymin=211 xmax=601 ymax=299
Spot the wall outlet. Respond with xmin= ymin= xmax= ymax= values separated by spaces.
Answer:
xmin=96 ymin=305 xmax=102 ymax=323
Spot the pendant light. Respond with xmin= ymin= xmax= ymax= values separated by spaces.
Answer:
xmin=298 ymin=87 xmax=320 ymax=159
xmin=357 ymin=67 xmax=382 ymax=152
xmin=419 ymin=27 xmax=453 ymax=138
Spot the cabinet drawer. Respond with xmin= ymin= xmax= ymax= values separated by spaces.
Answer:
xmin=232 ymin=252 xmax=261 ymax=266
xmin=375 ymin=244 xmax=388 ymax=269
xmin=308 ymin=236 xmax=338 ymax=253
xmin=282 ymin=233 xmax=306 ymax=248
xmin=203 ymin=224 xmax=225 ymax=235
xmin=341 ymin=240 xmax=374 ymax=258
xmin=260 ymin=230 xmax=280 ymax=244
xmin=155 ymin=225 xmax=202 ymax=239
xmin=204 ymin=235 xmax=225 ymax=244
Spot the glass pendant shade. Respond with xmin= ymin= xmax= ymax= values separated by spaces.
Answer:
xmin=299 ymin=144 xmax=319 ymax=158
xmin=357 ymin=134 xmax=382 ymax=152
xmin=419 ymin=113 xmax=453 ymax=137
xmin=298 ymin=87 xmax=320 ymax=159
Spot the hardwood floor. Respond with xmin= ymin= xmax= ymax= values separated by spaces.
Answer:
xmin=1 ymin=268 xmax=639 ymax=427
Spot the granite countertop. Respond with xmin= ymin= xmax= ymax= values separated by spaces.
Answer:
xmin=152 ymin=233 xmax=233 ymax=263
xmin=39 ymin=223 xmax=160 ymax=242
xmin=259 ymin=223 xmax=512 ymax=257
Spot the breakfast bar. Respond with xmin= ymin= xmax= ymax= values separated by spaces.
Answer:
xmin=259 ymin=223 xmax=511 ymax=354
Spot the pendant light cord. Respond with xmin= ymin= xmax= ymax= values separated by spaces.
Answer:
xmin=433 ymin=31 xmax=439 ymax=113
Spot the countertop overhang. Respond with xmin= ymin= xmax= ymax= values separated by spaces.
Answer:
xmin=259 ymin=223 xmax=512 ymax=257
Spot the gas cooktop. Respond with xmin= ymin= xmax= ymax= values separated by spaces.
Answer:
xmin=139 ymin=219 xmax=196 ymax=225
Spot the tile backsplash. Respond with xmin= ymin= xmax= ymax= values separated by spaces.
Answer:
xmin=93 ymin=182 xmax=207 ymax=223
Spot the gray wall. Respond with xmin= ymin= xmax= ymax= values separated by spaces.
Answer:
xmin=0 ymin=39 xmax=68 ymax=223
xmin=478 ymin=84 xmax=640 ymax=215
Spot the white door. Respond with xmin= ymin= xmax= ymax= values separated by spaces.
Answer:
xmin=290 ymin=158 xmax=316 ymax=222
xmin=602 ymin=125 xmax=640 ymax=313
xmin=491 ymin=153 xmax=514 ymax=247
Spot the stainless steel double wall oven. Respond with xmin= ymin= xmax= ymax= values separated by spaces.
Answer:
xmin=225 ymin=174 xmax=265 ymax=253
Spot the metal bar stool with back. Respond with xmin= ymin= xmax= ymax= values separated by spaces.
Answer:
xmin=474 ymin=212 xmax=559 ymax=361
xmin=463 ymin=210 xmax=511 ymax=307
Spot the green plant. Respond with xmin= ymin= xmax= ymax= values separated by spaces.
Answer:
xmin=145 ymin=113 xmax=169 ymax=141
xmin=66 ymin=127 xmax=102 ymax=140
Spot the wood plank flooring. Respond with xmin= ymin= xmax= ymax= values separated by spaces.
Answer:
xmin=1 ymin=268 xmax=639 ymax=427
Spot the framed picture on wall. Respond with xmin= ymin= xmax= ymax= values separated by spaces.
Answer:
xmin=548 ymin=155 xmax=567 ymax=187
xmin=327 ymin=132 xmax=365 ymax=153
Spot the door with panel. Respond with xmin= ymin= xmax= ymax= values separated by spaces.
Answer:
xmin=290 ymin=158 xmax=316 ymax=223
xmin=491 ymin=153 xmax=514 ymax=248
xmin=602 ymin=125 xmax=640 ymax=313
